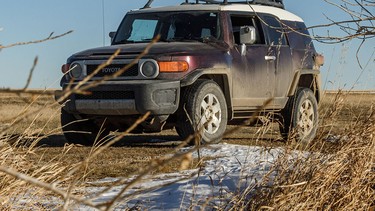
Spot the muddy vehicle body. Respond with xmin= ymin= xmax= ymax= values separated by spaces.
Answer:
xmin=57 ymin=0 xmax=323 ymax=145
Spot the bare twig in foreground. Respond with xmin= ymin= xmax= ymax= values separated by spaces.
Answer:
xmin=0 ymin=31 xmax=73 ymax=49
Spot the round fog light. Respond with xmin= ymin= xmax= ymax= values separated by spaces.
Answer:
xmin=69 ymin=63 xmax=83 ymax=78
xmin=141 ymin=60 xmax=159 ymax=78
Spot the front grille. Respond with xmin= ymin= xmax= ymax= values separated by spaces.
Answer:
xmin=75 ymin=91 xmax=135 ymax=100
xmin=86 ymin=64 xmax=139 ymax=77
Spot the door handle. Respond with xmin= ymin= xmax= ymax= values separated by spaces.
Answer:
xmin=265 ymin=56 xmax=276 ymax=61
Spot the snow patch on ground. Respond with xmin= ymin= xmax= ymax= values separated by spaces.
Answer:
xmin=11 ymin=144 xmax=286 ymax=210
xmin=79 ymin=144 xmax=282 ymax=210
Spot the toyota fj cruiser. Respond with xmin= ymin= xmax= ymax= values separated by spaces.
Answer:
xmin=56 ymin=0 xmax=324 ymax=145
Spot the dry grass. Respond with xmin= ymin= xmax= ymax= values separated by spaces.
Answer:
xmin=0 ymin=92 xmax=70 ymax=208
xmin=0 ymin=91 xmax=201 ymax=209
xmin=319 ymin=91 xmax=375 ymax=134
xmin=0 ymin=93 xmax=60 ymax=135
xmin=239 ymin=91 xmax=375 ymax=210
xmin=27 ymin=145 xmax=196 ymax=180
xmin=0 ymin=90 xmax=374 ymax=209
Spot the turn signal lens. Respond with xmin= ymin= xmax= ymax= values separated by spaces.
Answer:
xmin=61 ymin=64 xmax=70 ymax=74
xmin=158 ymin=61 xmax=189 ymax=72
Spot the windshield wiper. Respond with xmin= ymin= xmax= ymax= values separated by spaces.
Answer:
xmin=160 ymin=37 xmax=201 ymax=42
xmin=141 ymin=38 xmax=155 ymax=42
xmin=201 ymin=36 xmax=220 ymax=43
xmin=200 ymin=36 xmax=229 ymax=50
xmin=115 ymin=39 xmax=135 ymax=44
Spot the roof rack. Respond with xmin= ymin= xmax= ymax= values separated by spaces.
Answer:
xmin=142 ymin=0 xmax=284 ymax=9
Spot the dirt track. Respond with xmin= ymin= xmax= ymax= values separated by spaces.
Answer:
xmin=9 ymin=124 xmax=284 ymax=180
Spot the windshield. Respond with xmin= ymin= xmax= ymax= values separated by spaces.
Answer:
xmin=113 ymin=11 xmax=221 ymax=44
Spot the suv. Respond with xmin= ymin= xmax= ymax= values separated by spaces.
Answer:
xmin=56 ymin=0 xmax=324 ymax=145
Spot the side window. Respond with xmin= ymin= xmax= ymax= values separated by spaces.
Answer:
xmin=263 ymin=16 xmax=287 ymax=46
xmin=230 ymin=15 xmax=265 ymax=45
xmin=166 ymin=13 xmax=219 ymax=40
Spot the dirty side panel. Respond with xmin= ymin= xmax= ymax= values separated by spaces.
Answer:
xmin=231 ymin=46 xmax=273 ymax=101
xmin=283 ymin=21 xmax=317 ymax=71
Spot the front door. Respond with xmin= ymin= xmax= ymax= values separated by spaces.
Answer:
xmin=230 ymin=15 xmax=276 ymax=109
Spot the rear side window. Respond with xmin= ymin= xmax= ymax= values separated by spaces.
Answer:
xmin=263 ymin=16 xmax=287 ymax=46
xmin=282 ymin=21 xmax=314 ymax=50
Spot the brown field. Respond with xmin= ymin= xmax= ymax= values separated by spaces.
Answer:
xmin=0 ymin=90 xmax=374 ymax=210
xmin=0 ymin=90 xmax=374 ymax=180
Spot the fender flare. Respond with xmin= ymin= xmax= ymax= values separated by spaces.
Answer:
xmin=288 ymin=69 xmax=322 ymax=102
xmin=180 ymin=68 xmax=233 ymax=118
xmin=180 ymin=68 xmax=230 ymax=87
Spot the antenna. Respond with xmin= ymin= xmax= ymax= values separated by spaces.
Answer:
xmin=143 ymin=0 xmax=154 ymax=8
xmin=102 ymin=0 xmax=105 ymax=46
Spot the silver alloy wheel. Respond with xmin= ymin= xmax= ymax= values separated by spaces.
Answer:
xmin=199 ymin=93 xmax=222 ymax=135
xmin=176 ymin=79 xmax=228 ymax=145
xmin=297 ymin=98 xmax=315 ymax=138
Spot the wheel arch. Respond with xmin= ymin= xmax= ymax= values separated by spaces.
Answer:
xmin=181 ymin=70 xmax=233 ymax=119
xmin=288 ymin=70 xmax=322 ymax=103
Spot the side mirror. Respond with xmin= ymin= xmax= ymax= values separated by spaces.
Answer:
xmin=109 ymin=31 xmax=116 ymax=43
xmin=240 ymin=26 xmax=256 ymax=45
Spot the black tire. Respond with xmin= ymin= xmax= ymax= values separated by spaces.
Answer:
xmin=279 ymin=88 xmax=318 ymax=143
xmin=61 ymin=108 xmax=110 ymax=146
xmin=176 ymin=80 xmax=228 ymax=145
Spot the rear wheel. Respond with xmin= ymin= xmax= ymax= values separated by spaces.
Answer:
xmin=176 ymin=80 xmax=227 ymax=145
xmin=279 ymin=88 xmax=318 ymax=143
xmin=61 ymin=108 xmax=110 ymax=146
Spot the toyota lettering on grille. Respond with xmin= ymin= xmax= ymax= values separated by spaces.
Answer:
xmin=102 ymin=67 xmax=121 ymax=73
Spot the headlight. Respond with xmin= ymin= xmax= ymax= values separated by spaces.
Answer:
xmin=69 ymin=63 xmax=83 ymax=78
xmin=140 ymin=60 xmax=159 ymax=78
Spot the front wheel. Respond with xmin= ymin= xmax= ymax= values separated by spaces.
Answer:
xmin=176 ymin=80 xmax=228 ymax=145
xmin=280 ymin=88 xmax=319 ymax=143
xmin=61 ymin=108 xmax=110 ymax=146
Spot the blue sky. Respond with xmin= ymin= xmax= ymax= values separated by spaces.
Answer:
xmin=0 ymin=0 xmax=374 ymax=90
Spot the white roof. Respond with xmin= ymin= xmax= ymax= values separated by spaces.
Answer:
xmin=129 ymin=4 xmax=303 ymax=22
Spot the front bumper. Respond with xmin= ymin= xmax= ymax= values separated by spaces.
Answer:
xmin=57 ymin=80 xmax=180 ymax=115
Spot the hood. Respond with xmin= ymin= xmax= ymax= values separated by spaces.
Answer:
xmin=70 ymin=42 xmax=228 ymax=60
